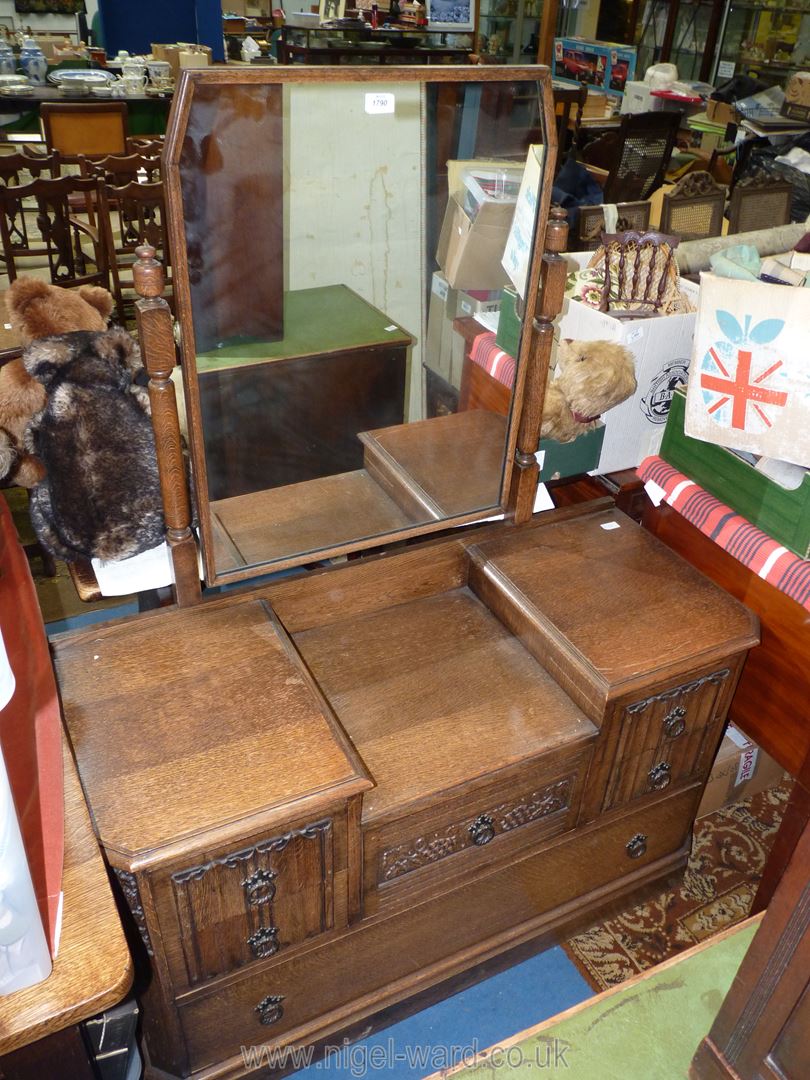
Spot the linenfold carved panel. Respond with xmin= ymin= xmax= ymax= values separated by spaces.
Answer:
xmin=380 ymin=778 xmax=573 ymax=883
xmin=170 ymin=819 xmax=333 ymax=985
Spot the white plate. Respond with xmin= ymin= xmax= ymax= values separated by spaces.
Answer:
xmin=48 ymin=68 xmax=118 ymax=87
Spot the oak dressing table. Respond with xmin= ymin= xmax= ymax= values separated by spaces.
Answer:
xmin=51 ymin=66 xmax=759 ymax=1078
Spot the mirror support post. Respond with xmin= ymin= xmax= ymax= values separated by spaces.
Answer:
xmin=508 ymin=206 xmax=569 ymax=524
xmin=134 ymin=245 xmax=202 ymax=608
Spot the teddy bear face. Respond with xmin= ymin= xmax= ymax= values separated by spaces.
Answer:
xmin=555 ymin=337 xmax=637 ymax=419
xmin=23 ymin=328 xmax=142 ymax=396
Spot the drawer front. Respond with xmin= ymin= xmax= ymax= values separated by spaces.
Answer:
xmin=364 ymin=745 xmax=593 ymax=914
xmin=154 ymin=816 xmax=336 ymax=988
xmin=178 ymin=783 xmax=700 ymax=1073
xmin=604 ymin=667 xmax=733 ymax=811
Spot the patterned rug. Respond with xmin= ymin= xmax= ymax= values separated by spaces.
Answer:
xmin=563 ymin=780 xmax=792 ymax=991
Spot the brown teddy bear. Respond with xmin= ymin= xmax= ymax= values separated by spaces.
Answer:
xmin=541 ymin=338 xmax=637 ymax=443
xmin=0 ymin=279 xmax=115 ymax=487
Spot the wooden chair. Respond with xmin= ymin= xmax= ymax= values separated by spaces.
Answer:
xmin=40 ymin=101 xmax=129 ymax=164
xmin=98 ymin=179 xmax=170 ymax=321
xmin=581 ymin=111 xmax=681 ymax=203
xmin=660 ymin=170 xmax=727 ymax=241
xmin=0 ymin=175 xmax=108 ymax=289
xmin=81 ymin=151 xmax=162 ymax=186
xmin=595 ymin=229 xmax=681 ymax=317
xmin=727 ymin=170 xmax=793 ymax=235
xmin=0 ymin=149 xmax=62 ymax=267
xmin=126 ymin=136 xmax=165 ymax=158
xmin=553 ymin=83 xmax=587 ymax=172
xmin=577 ymin=200 xmax=651 ymax=250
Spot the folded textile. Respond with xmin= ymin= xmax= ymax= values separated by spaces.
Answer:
xmin=638 ymin=455 xmax=810 ymax=611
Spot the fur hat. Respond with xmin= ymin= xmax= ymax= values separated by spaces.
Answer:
xmin=24 ymin=328 xmax=164 ymax=563
xmin=541 ymin=338 xmax=637 ymax=444
xmin=0 ymin=279 xmax=116 ymax=488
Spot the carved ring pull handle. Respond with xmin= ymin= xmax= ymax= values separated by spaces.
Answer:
xmin=648 ymin=762 xmax=672 ymax=791
xmin=242 ymin=868 xmax=277 ymax=907
xmin=248 ymin=926 xmax=279 ymax=959
xmin=626 ymin=833 xmax=648 ymax=859
xmin=255 ymin=994 xmax=285 ymax=1026
xmin=663 ymin=706 xmax=687 ymax=739
xmin=469 ymin=814 xmax=496 ymax=846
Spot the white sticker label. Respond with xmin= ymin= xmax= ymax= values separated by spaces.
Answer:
xmin=644 ymin=479 xmax=667 ymax=507
xmin=534 ymin=449 xmax=546 ymax=468
xmin=717 ymin=61 xmax=736 ymax=79
xmin=533 ymin=482 xmax=555 ymax=513
xmin=726 ymin=725 xmax=752 ymax=750
xmin=735 ymin=746 xmax=758 ymax=786
xmin=384 ymin=324 xmax=397 ymax=332
xmin=365 ymin=92 xmax=395 ymax=115
xmin=601 ymin=521 xmax=621 ymax=530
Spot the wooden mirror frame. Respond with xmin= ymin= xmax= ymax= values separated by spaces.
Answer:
xmin=136 ymin=65 xmax=565 ymax=602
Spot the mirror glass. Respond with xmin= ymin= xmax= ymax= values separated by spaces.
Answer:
xmin=172 ymin=73 xmax=548 ymax=581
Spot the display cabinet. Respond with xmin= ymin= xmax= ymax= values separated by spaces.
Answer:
xmin=477 ymin=0 xmax=543 ymax=63
xmin=711 ymin=0 xmax=810 ymax=85
xmin=52 ymin=65 xmax=759 ymax=1080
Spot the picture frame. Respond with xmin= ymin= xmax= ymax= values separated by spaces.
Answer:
xmin=319 ymin=0 xmax=347 ymax=23
xmin=427 ymin=0 xmax=474 ymax=32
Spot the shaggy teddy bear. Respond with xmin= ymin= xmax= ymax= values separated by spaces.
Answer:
xmin=23 ymin=327 xmax=164 ymax=563
xmin=541 ymin=338 xmax=637 ymax=444
xmin=0 ymin=279 xmax=115 ymax=488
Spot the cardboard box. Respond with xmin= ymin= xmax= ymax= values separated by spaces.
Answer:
xmin=557 ymin=253 xmax=698 ymax=474
xmin=425 ymin=271 xmax=465 ymax=389
xmin=661 ymin=387 xmax=810 ymax=558
xmin=538 ymin=425 xmax=605 ymax=482
xmin=706 ymin=98 xmax=738 ymax=126
xmin=436 ymin=161 xmax=520 ymax=291
xmin=698 ymin=725 xmax=787 ymax=818
xmin=553 ymin=37 xmax=637 ymax=98
xmin=456 ymin=288 xmax=502 ymax=320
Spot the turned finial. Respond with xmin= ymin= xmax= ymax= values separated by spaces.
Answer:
xmin=133 ymin=244 xmax=165 ymax=299
xmin=545 ymin=205 xmax=569 ymax=255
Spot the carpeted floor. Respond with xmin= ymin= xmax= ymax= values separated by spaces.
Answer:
xmin=563 ymin=778 xmax=792 ymax=991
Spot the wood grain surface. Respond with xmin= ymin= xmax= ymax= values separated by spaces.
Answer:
xmin=0 ymin=739 xmax=132 ymax=1056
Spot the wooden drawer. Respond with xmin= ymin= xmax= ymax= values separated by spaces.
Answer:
xmin=177 ymin=783 xmax=699 ymax=1073
xmin=151 ymin=812 xmax=342 ymax=989
xmin=603 ymin=667 xmax=733 ymax=811
xmin=363 ymin=744 xmax=592 ymax=915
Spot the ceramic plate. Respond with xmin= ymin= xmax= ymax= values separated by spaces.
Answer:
xmin=48 ymin=68 xmax=118 ymax=87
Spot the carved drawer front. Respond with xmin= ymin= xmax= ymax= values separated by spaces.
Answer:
xmin=364 ymin=745 xmax=592 ymax=914
xmin=603 ymin=668 xmax=733 ymax=812
xmin=163 ymin=818 xmax=335 ymax=987
xmin=178 ymin=783 xmax=700 ymax=1075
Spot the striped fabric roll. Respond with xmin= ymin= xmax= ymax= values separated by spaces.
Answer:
xmin=638 ymin=455 xmax=810 ymax=612
xmin=470 ymin=332 xmax=517 ymax=389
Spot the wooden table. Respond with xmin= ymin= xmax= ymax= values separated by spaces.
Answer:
xmin=0 ymin=739 xmax=133 ymax=1079
xmin=0 ymin=87 xmax=172 ymax=136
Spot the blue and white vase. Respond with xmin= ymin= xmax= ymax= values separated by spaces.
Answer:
xmin=0 ymin=43 xmax=15 ymax=77
xmin=19 ymin=39 xmax=47 ymax=85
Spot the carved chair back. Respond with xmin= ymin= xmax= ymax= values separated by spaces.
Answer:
xmin=98 ymin=179 xmax=170 ymax=321
xmin=577 ymin=200 xmax=651 ymax=251
xmin=582 ymin=111 xmax=680 ymax=203
xmin=0 ymin=174 xmax=108 ymax=289
xmin=727 ymin=170 xmax=793 ymax=235
xmin=660 ymin=170 xmax=726 ymax=241
xmin=0 ymin=150 xmax=62 ymax=264
xmin=597 ymin=229 xmax=680 ymax=318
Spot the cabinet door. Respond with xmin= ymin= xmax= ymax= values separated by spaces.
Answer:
xmin=603 ymin=667 xmax=734 ymax=811
xmin=158 ymin=818 xmax=335 ymax=987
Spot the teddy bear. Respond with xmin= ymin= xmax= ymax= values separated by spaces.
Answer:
xmin=0 ymin=279 xmax=115 ymax=488
xmin=541 ymin=337 xmax=637 ymax=444
xmin=23 ymin=326 xmax=165 ymax=563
